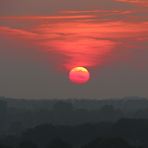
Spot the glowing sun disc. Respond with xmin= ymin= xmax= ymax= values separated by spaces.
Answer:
xmin=69 ymin=67 xmax=90 ymax=84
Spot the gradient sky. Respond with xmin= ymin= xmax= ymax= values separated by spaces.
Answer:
xmin=0 ymin=0 xmax=148 ymax=99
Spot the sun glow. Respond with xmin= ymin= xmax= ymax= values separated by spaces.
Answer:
xmin=69 ymin=67 xmax=90 ymax=84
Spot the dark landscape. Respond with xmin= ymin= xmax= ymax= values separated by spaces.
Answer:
xmin=0 ymin=96 xmax=148 ymax=148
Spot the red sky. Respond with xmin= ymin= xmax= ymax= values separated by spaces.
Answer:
xmin=0 ymin=0 xmax=148 ymax=99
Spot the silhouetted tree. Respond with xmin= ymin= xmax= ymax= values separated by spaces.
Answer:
xmin=0 ymin=100 xmax=7 ymax=124
xmin=19 ymin=141 xmax=38 ymax=148
xmin=98 ymin=105 xmax=124 ymax=121
xmin=82 ymin=137 xmax=135 ymax=148
xmin=47 ymin=138 xmax=72 ymax=148
xmin=0 ymin=100 xmax=7 ymax=113
xmin=53 ymin=101 xmax=74 ymax=112
xmin=0 ymin=144 xmax=13 ymax=148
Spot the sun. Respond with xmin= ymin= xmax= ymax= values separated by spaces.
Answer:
xmin=69 ymin=67 xmax=90 ymax=84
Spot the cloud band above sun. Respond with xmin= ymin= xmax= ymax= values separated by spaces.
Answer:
xmin=0 ymin=1 xmax=148 ymax=72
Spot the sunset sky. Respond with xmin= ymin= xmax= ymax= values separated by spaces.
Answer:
xmin=0 ymin=0 xmax=148 ymax=99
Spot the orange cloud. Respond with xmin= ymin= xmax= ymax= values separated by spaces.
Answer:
xmin=34 ymin=20 xmax=148 ymax=69
xmin=0 ymin=15 xmax=95 ymax=20
xmin=115 ymin=0 xmax=148 ymax=6
xmin=0 ymin=12 xmax=147 ymax=71
xmin=0 ymin=26 xmax=36 ymax=39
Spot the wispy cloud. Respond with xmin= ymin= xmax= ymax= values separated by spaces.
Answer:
xmin=0 ymin=15 xmax=95 ymax=20
xmin=0 ymin=12 xmax=147 ymax=70
xmin=0 ymin=26 xmax=36 ymax=38
xmin=115 ymin=0 xmax=148 ymax=6
xmin=0 ymin=0 xmax=148 ymax=73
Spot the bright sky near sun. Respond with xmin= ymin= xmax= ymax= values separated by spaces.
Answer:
xmin=0 ymin=0 xmax=148 ymax=99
